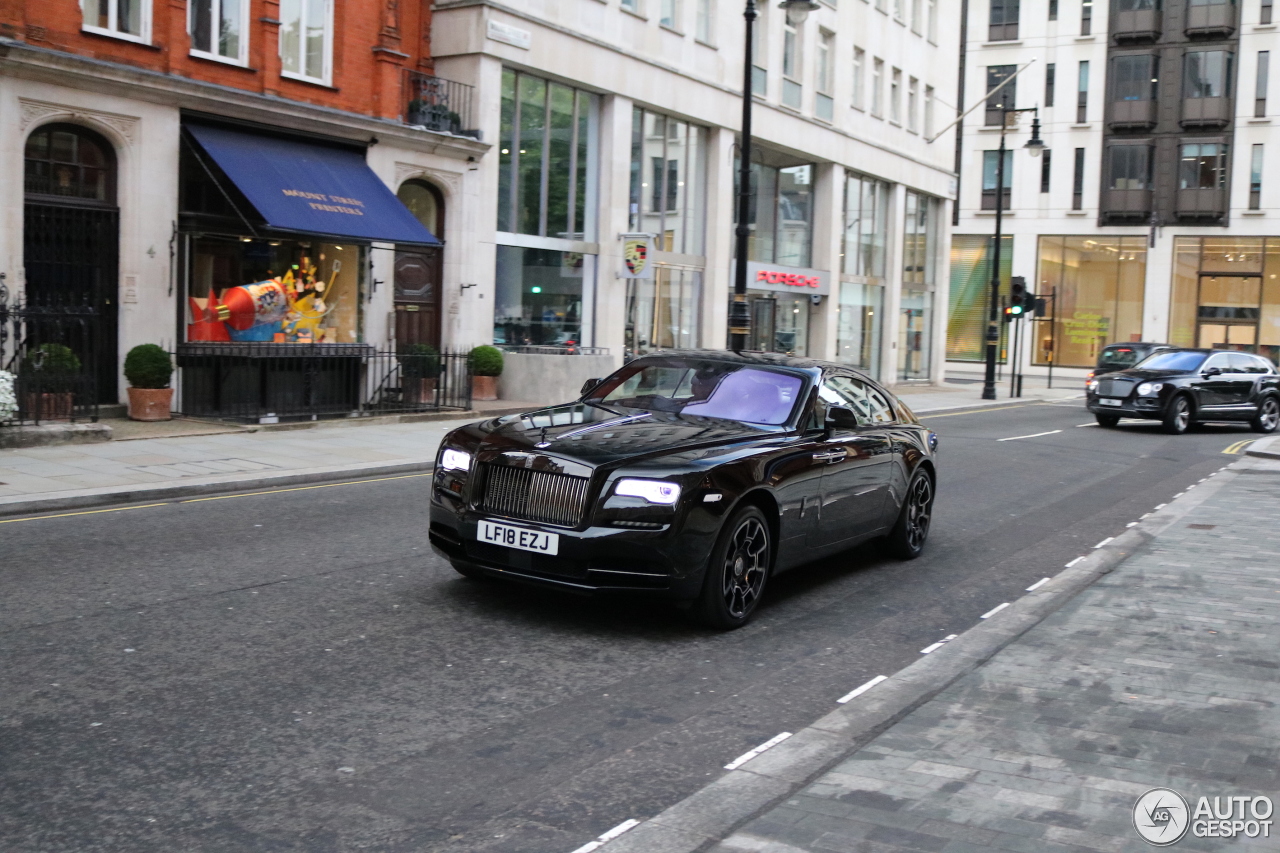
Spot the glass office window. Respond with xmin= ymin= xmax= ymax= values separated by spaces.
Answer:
xmin=1034 ymin=236 xmax=1146 ymax=367
xmin=494 ymin=247 xmax=593 ymax=347
xmin=837 ymin=281 xmax=883 ymax=374
xmin=843 ymin=172 xmax=889 ymax=279
xmin=628 ymin=109 xmax=708 ymax=255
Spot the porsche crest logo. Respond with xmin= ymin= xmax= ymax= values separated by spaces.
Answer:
xmin=623 ymin=238 xmax=650 ymax=278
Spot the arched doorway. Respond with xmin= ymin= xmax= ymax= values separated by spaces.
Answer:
xmin=23 ymin=123 xmax=119 ymax=402
xmin=394 ymin=180 xmax=444 ymax=350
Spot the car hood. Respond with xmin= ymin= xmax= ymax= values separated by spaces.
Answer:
xmin=474 ymin=403 xmax=783 ymax=467
xmin=1105 ymin=368 xmax=1189 ymax=382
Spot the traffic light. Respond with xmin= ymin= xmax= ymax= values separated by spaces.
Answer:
xmin=1009 ymin=277 xmax=1029 ymax=318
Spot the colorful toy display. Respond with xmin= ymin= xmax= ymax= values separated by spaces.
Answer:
xmin=186 ymin=255 xmax=342 ymax=344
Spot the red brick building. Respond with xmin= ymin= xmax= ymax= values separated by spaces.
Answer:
xmin=0 ymin=0 xmax=487 ymax=417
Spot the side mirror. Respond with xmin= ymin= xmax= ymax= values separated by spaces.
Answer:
xmin=1202 ymin=366 xmax=1223 ymax=378
xmin=580 ymin=377 xmax=602 ymax=396
xmin=826 ymin=405 xmax=860 ymax=430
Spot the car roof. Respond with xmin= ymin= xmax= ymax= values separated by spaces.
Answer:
xmin=632 ymin=348 xmax=853 ymax=375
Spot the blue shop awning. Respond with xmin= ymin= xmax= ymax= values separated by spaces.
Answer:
xmin=185 ymin=123 xmax=440 ymax=246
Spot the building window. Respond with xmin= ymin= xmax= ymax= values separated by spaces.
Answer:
xmin=661 ymin=0 xmax=678 ymax=29
xmin=907 ymin=77 xmax=919 ymax=132
xmin=752 ymin=5 xmax=767 ymax=94
xmin=852 ymin=47 xmax=866 ymax=110
xmin=900 ymin=289 xmax=933 ymax=380
xmin=1264 ymin=0 xmax=1274 ymax=25
xmin=738 ymin=158 xmax=814 ymax=267
xmin=495 ymin=247 xmax=596 ymax=348
xmin=82 ymin=0 xmax=151 ymax=42
xmin=1251 ymin=144 xmax=1263 ymax=209
xmin=1044 ymin=63 xmax=1055 ymax=107
xmin=1184 ymin=51 xmax=1234 ymax=99
xmin=816 ymin=30 xmax=835 ymax=121
xmin=843 ymin=171 xmax=890 ymax=278
xmin=1077 ymin=60 xmax=1089 ymax=123
xmin=621 ymin=0 xmax=638 ymax=12
xmin=280 ymin=0 xmax=332 ymax=83
xmin=1179 ymin=143 xmax=1229 ymax=189
xmin=911 ymin=0 xmax=922 ymax=32
xmin=696 ymin=0 xmax=712 ymax=41
xmin=924 ymin=84 xmax=935 ymax=136
xmin=903 ymin=191 xmax=938 ymax=285
xmin=782 ymin=19 xmax=802 ymax=109
xmin=1109 ymin=145 xmax=1152 ymax=189
xmin=837 ymin=282 xmax=883 ymax=374
xmin=1112 ymin=54 xmax=1159 ymax=102
xmin=1040 ymin=148 xmax=1052 ymax=192
xmin=927 ymin=0 xmax=937 ymax=41
xmin=1048 ymin=0 xmax=1057 ymax=20
xmin=872 ymin=58 xmax=885 ymax=117
xmin=1081 ymin=0 xmax=1092 ymax=34
xmin=986 ymin=64 xmax=1016 ymax=125
xmin=982 ymin=150 xmax=1013 ymax=209
xmin=1257 ymin=51 xmax=1270 ymax=117
xmin=25 ymin=125 xmax=116 ymax=203
xmin=989 ymin=0 xmax=1019 ymax=40
xmin=947 ymin=235 xmax=1012 ymax=361
xmin=498 ymin=69 xmax=599 ymax=239
xmin=626 ymin=268 xmax=702 ymax=356
xmin=1035 ymin=236 xmax=1147 ymax=368
xmin=190 ymin=0 xmax=248 ymax=63
xmin=1072 ymin=147 xmax=1085 ymax=209
xmin=891 ymin=68 xmax=903 ymax=123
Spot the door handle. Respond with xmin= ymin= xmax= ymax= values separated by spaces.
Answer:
xmin=813 ymin=449 xmax=848 ymax=463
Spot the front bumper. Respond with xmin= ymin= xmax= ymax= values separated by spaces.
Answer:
xmin=1086 ymin=393 xmax=1164 ymax=420
xmin=428 ymin=496 xmax=716 ymax=600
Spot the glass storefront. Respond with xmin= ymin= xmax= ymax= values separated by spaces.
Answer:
xmin=625 ymin=109 xmax=708 ymax=356
xmin=903 ymin=191 xmax=939 ymax=287
xmin=1170 ymin=237 xmax=1280 ymax=362
xmin=744 ymin=292 xmax=810 ymax=355
xmin=738 ymin=150 xmax=815 ymax=267
xmin=493 ymin=246 xmax=594 ymax=348
xmin=837 ymin=281 xmax=882 ymax=375
xmin=843 ymin=172 xmax=889 ymax=278
xmin=899 ymin=290 xmax=933 ymax=380
xmin=1034 ymin=236 xmax=1146 ymax=368
xmin=947 ymin=235 xmax=1012 ymax=362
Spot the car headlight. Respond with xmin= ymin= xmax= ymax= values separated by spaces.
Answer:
xmin=1086 ymin=378 xmax=1099 ymax=390
xmin=615 ymin=478 xmax=681 ymax=505
xmin=1137 ymin=382 xmax=1163 ymax=396
xmin=440 ymin=448 xmax=472 ymax=471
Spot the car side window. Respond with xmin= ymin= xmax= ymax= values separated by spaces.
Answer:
xmin=1204 ymin=353 xmax=1232 ymax=373
xmin=1228 ymin=353 xmax=1259 ymax=374
xmin=864 ymin=385 xmax=897 ymax=425
xmin=1255 ymin=357 xmax=1277 ymax=374
xmin=818 ymin=376 xmax=872 ymax=425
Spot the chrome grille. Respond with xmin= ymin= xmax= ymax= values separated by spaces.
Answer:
xmin=1098 ymin=377 xmax=1135 ymax=398
xmin=481 ymin=464 xmax=591 ymax=527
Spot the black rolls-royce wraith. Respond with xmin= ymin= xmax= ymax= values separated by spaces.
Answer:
xmin=429 ymin=351 xmax=939 ymax=628
xmin=1086 ymin=348 xmax=1280 ymax=435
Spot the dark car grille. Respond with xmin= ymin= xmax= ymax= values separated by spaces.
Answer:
xmin=481 ymin=464 xmax=591 ymax=527
xmin=1097 ymin=377 xmax=1136 ymax=398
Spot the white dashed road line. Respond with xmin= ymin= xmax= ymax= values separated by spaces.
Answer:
xmin=1075 ymin=422 xmax=1098 ymax=427
xmin=980 ymin=603 xmax=1010 ymax=619
xmin=1065 ymin=556 xmax=1085 ymax=568
xmin=1026 ymin=578 xmax=1051 ymax=591
xmin=997 ymin=430 xmax=1063 ymax=442
xmin=1093 ymin=537 xmax=1114 ymax=549
xmin=920 ymin=634 xmax=958 ymax=654
xmin=837 ymin=675 xmax=888 ymax=704
xmin=570 ymin=819 xmax=641 ymax=853
xmin=724 ymin=732 xmax=793 ymax=770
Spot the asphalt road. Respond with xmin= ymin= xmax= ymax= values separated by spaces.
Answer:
xmin=0 ymin=402 xmax=1260 ymax=853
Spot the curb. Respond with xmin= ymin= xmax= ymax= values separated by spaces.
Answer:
xmin=596 ymin=461 xmax=1242 ymax=853
xmin=1245 ymin=433 xmax=1280 ymax=460
xmin=910 ymin=393 xmax=1082 ymax=416
xmin=0 ymin=460 xmax=436 ymax=518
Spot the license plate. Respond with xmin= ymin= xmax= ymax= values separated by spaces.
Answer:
xmin=1100 ymin=398 xmax=1123 ymax=407
xmin=477 ymin=520 xmax=559 ymax=555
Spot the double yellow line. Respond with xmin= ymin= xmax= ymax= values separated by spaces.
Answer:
xmin=0 ymin=473 xmax=432 ymax=525
xmin=1222 ymin=439 xmax=1256 ymax=456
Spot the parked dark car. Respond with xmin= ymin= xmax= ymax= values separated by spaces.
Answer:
xmin=1086 ymin=342 xmax=1174 ymax=386
xmin=1086 ymin=348 xmax=1280 ymax=435
xmin=429 ymin=351 xmax=940 ymax=628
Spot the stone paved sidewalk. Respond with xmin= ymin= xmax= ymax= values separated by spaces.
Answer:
xmin=687 ymin=454 xmax=1280 ymax=852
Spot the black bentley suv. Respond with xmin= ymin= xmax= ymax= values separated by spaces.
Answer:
xmin=429 ymin=351 xmax=940 ymax=628
xmin=1086 ymin=348 xmax=1280 ymax=435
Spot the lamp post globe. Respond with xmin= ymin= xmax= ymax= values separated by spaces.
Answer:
xmin=778 ymin=0 xmax=820 ymax=25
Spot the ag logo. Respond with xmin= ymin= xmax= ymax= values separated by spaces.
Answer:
xmin=1134 ymin=788 xmax=1190 ymax=846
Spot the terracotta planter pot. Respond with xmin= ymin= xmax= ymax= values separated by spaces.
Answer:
xmin=23 ymin=392 xmax=74 ymax=421
xmin=472 ymin=375 xmax=499 ymax=401
xmin=408 ymin=377 xmax=437 ymax=405
xmin=128 ymin=387 xmax=174 ymax=421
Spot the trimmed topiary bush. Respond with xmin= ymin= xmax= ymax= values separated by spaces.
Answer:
xmin=469 ymin=345 xmax=504 ymax=377
xmin=399 ymin=343 xmax=441 ymax=379
xmin=20 ymin=343 xmax=81 ymax=377
xmin=124 ymin=344 xmax=173 ymax=389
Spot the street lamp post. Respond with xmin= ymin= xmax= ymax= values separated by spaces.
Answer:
xmin=731 ymin=0 xmax=818 ymax=353
xmin=981 ymin=107 xmax=1043 ymax=400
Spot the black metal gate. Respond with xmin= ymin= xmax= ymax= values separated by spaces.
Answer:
xmin=23 ymin=203 xmax=119 ymax=402
xmin=0 ymin=285 xmax=100 ymax=424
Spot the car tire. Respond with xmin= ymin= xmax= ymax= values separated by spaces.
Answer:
xmin=695 ymin=505 xmax=771 ymax=630
xmin=1095 ymin=413 xmax=1120 ymax=428
xmin=1161 ymin=395 xmax=1193 ymax=435
xmin=451 ymin=560 xmax=486 ymax=580
xmin=1251 ymin=395 xmax=1280 ymax=434
xmin=887 ymin=470 xmax=935 ymax=560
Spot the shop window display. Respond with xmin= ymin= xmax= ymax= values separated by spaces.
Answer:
xmin=1034 ymin=236 xmax=1145 ymax=368
xmin=947 ymin=235 xmax=1012 ymax=362
xmin=1169 ymin=237 xmax=1280 ymax=363
xmin=493 ymin=246 xmax=592 ymax=348
xmin=186 ymin=238 xmax=362 ymax=344
xmin=899 ymin=290 xmax=932 ymax=380
xmin=836 ymin=281 xmax=882 ymax=374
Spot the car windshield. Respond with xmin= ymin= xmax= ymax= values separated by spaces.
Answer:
xmin=1135 ymin=351 xmax=1207 ymax=372
xmin=587 ymin=360 xmax=805 ymax=426
xmin=1099 ymin=347 xmax=1143 ymax=368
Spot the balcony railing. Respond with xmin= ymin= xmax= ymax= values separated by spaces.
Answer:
xmin=1181 ymin=96 xmax=1233 ymax=128
xmin=1102 ymin=188 xmax=1153 ymax=221
xmin=1185 ymin=3 xmax=1236 ymax=37
xmin=1176 ymin=187 xmax=1228 ymax=219
xmin=405 ymin=71 xmax=481 ymax=140
xmin=1112 ymin=9 xmax=1161 ymax=41
xmin=1109 ymin=99 xmax=1157 ymax=129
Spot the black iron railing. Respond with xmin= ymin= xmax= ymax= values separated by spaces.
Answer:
xmin=405 ymin=71 xmax=481 ymax=139
xmin=498 ymin=345 xmax=612 ymax=356
xmin=0 ymin=288 xmax=100 ymax=426
xmin=173 ymin=344 xmax=472 ymax=423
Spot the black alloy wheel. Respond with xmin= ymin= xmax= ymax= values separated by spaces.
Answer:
xmin=887 ymin=471 xmax=934 ymax=560
xmin=1095 ymin=413 xmax=1120 ymax=428
xmin=696 ymin=505 xmax=771 ymax=629
xmin=1252 ymin=396 xmax=1280 ymax=434
xmin=1162 ymin=395 xmax=1192 ymax=435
